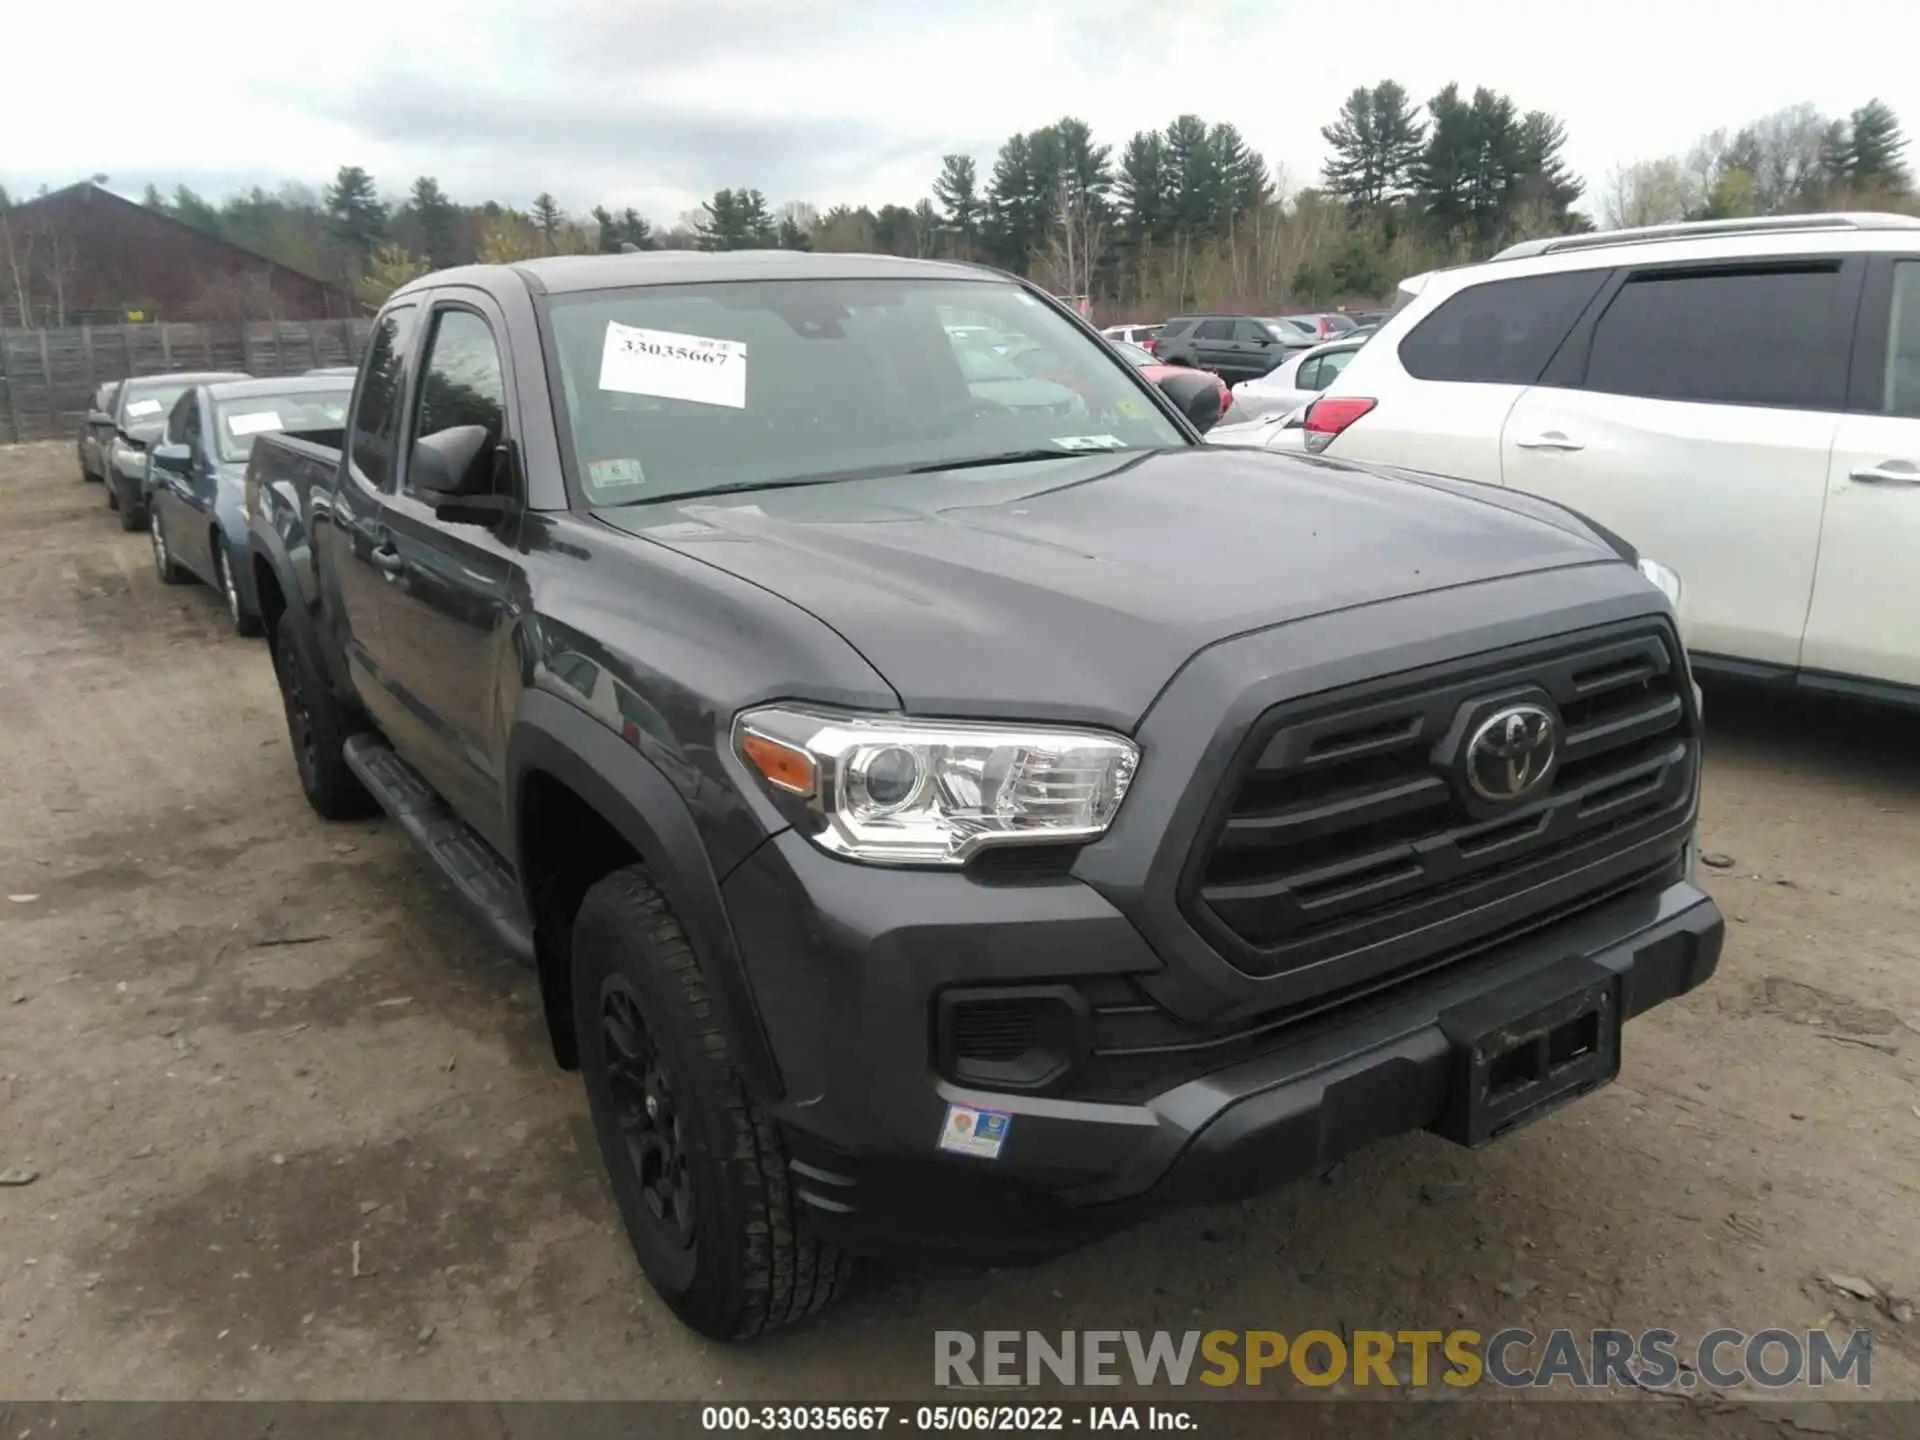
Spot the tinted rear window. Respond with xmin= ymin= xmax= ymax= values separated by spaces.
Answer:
xmin=1160 ymin=319 xmax=1194 ymax=337
xmin=1583 ymin=264 xmax=1851 ymax=410
xmin=1398 ymin=271 xmax=1606 ymax=384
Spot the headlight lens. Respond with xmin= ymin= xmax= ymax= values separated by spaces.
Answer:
xmin=733 ymin=706 xmax=1139 ymax=866
xmin=1636 ymin=557 xmax=1683 ymax=609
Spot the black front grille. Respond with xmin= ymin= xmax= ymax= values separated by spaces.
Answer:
xmin=1185 ymin=624 xmax=1696 ymax=978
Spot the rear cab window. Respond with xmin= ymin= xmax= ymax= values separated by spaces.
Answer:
xmin=348 ymin=305 xmax=421 ymax=490
xmin=1398 ymin=270 xmax=1608 ymax=384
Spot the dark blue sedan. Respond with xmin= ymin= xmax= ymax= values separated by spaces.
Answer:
xmin=147 ymin=376 xmax=351 ymax=635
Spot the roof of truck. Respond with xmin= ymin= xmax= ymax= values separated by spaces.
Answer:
xmin=397 ymin=250 xmax=1002 ymax=299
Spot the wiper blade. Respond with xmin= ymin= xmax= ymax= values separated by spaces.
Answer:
xmin=907 ymin=448 xmax=1122 ymax=473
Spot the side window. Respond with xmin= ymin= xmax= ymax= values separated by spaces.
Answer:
xmin=1584 ymin=264 xmax=1851 ymax=410
xmin=1295 ymin=358 xmax=1324 ymax=391
xmin=1194 ymin=319 xmax=1232 ymax=341
xmin=1883 ymin=260 xmax=1920 ymax=418
xmin=179 ymin=397 xmax=202 ymax=457
xmin=348 ymin=304 xmax=420 ymax=490
xmin=1231 ymin=319 xmax=1268 ymax=343
xmin=1399 ymin=270 xmax=1607 ymax=384
xmin=409 ymin=308 xmax=509 ymax=496
xmin=1318 ymin=348 xmax=1358 ymax=386
xmin=166 ymin=392 xmax=194 ymax=446
xmin=1160 ymin=319 xmax=1192 ymax=339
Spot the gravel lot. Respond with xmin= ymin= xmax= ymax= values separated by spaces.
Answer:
xmin=2 ymin=437 xmax=1918 ymax=1416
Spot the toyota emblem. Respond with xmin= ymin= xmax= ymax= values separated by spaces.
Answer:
xmin=1465 ymin=703 xmax=1558 ymax=802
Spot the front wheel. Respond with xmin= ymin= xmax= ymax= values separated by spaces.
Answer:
xmin=572 ymin=866 xmax=852 ymax=1339
xmin=213 ymin=544 xmax=263 ymax=637
xmin=150 ymin=507 xmax=189 ymax=584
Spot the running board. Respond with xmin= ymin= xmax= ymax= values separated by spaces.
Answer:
xmin=342 ymin=734 xmax=534 ymax=964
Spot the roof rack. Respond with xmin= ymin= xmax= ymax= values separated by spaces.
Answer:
xmin=1491 ymin=212 xmax=1920 ymax=262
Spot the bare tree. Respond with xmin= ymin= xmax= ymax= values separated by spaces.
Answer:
xmin=0 ymin=213 xmax=37 ymax=325
xmin=1598 ymin=158 xmax=1694 ymax=230
xmin=1039 ymin=175 xmax=1106 ymax=302
xmin=37 ymin=218 xmax=79 ymax=326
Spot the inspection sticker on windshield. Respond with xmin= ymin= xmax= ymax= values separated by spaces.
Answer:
xmin=1052 ymin=434 xmax=1129 ymax=451
xmin=599 ymin=321 xmax=746 ymax=409
xmin=226 ymin=411 xmax=281 ymax=436
xmin=587 ymin=457 xmax=646 ymax=491
xmin=124 ymin=399 xmax=163 ymax=418
xmin=938 ymin=1103 xmax=1011 ymax=1160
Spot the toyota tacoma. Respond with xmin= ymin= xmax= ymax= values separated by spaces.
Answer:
xmin=243 ymin=251 xmax=1722 ymax=1340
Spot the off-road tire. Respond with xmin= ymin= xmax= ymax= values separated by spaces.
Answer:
xmin=572 ymin=866 xmax=852 ymax=1339
xmin=266 ymin=613 xmax=378 ymax=820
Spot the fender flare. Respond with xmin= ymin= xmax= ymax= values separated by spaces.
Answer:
xmin=505 ymin=690 xmax=784 ymax=1102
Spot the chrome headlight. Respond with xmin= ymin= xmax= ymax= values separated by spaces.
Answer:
xmin=733 ymin=706 xmax=1139 ymax=866
xmin=1636 ymin=557 xmax=1683 ymax=609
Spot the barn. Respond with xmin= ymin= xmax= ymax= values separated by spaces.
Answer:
xmin=0 ymin=181 xmax=358 ymax=326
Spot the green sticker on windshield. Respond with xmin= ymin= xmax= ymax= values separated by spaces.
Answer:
xmin=1114 ymin=398 xmax=1147 ymax=419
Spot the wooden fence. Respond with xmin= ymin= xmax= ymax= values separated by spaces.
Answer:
xmin=0 ymin=318 xmax=377 ymax=445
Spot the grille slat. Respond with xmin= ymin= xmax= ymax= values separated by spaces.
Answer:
xmin=1186 ymin=625 xmax=1696 ymax=977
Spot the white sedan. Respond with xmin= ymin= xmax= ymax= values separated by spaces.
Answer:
xmin=1206 ymin=404 xmax=1309 ymax=453
xmin=1228 ymin=337 xmax=1367 ymax=420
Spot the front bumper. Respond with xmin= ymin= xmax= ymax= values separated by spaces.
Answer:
xmin=722 ymin=831 xmax=1722 ymax=1264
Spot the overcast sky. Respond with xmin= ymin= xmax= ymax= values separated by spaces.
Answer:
xmin=7 ymin=0 xmax=1915 ymax=224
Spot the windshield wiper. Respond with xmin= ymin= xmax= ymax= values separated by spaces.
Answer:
xmin=907 ymin=447 xmax=1129 ymax=473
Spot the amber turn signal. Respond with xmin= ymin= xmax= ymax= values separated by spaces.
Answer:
xmin=740 ymin=730 xmax=817 ymax=796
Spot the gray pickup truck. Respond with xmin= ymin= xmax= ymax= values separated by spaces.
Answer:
xmin=243 ymin=250 xmax=1722 ymax=1340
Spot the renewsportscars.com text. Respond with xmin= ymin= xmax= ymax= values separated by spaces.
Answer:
xmin=934 ymin=1328 xmax=1872 ymax=1391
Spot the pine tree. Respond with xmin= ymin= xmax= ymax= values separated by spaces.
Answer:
xmin=1322 ymin=81 xmax=1426 ymax=209
xmin=1512 ymin=111 xmax=1584 ymax=226
xmin=1115 ymin=131 xmax=1171 ymax=251
xmin=618 ymin=208 xmax=656 ymax=249
xmin=985 ymin=132 xmax=1052 ymax=272
xmin=1208 ymin=122 xmax=1270 ymax=231
xmin=531 ymin=193 xmax=562 ymax=252
xmin=932 ymin=154 xmax=984 ymax=256
xmin=775 ymin=215 xmax=813 ymax=251
xmin=409 ymin=176 xmax=457 ymax=269
xmin=1848 ymin=99 xmax=1910 ymax=191
xmin=1163 ymin=114 xmax=1223 ymax=245
xmin=323 ymin=166 xmax=388 ymax=273
xmin=590 ymin=205 xmax=622 ymax=253
xmin=698 ymin=189 xmax=776 ymax=250
xmin=140 ymin=183 xmax=165 ymax=209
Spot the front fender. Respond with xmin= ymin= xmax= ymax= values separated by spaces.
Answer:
xmin=506 ymin=689 xmax=784 ymax=1101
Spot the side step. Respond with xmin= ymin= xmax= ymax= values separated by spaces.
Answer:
xmin=342 ymin=734 xmax=534 ymax=964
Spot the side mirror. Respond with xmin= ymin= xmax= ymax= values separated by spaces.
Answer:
xmin=151 ymin=442 xmax=192 ymax=476
xmin=410 ymin=425 xmax=513 ymax=527
xmin=1154 ymin=371 xmax=1223 ymax=434
xmin=88 ymin=410 xmax=115 ymax=427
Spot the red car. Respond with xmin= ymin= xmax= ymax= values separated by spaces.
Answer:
xmin=1112 ymin=340 xmax=1232 ymax=416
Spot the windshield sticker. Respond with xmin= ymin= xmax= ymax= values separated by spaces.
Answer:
xmin=587 ymin=457 xmax=646 ymax=491
xmin=125 ymin=399 xmax=163 ymax=418
xmin=1113 ymin=398 xmax=1148 ymax=419
xmin=599 ymin=321 xmax=746 ymax=409
xmin=1051 ymin=434 xmax=1129 ymax=451
xmin=226 ymin=411 xmax=282 ymax=436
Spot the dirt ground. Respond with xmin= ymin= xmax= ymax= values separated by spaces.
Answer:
xmin=2 ymin=437 xmax=1917 ymax=1416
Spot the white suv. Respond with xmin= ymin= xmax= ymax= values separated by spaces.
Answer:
xmin=1273 ymin=213 xmax=1920 ymax=700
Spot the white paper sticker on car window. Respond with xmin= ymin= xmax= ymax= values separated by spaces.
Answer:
xmin=599 ymin=322 xmax=746 ymax=409
xmin=226 ymin=411 xmax=282 ymax=436
xmin=1051 ymin=434 xmax=1129 ymax=451
xmin=587 ymin=457 xmax=646 ymax=491
xmin=125 ymin=399 xmax=163 ymax=418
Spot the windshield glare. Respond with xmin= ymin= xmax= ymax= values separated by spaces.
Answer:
xmin=121 ymin=384 xmax=190 ymax=426
xmin=543 ymin=277 xmax=1188 ymax=506
xmin=214 ymin=392 xmax=350 ymax=462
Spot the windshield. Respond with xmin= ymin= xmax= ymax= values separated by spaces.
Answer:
xmin=214 ymin=389 xmax=351 ymax=462
xmin=543 ymin=276 xmax=1188 ymax=507
xmin=120 ymin=383 xmax=191 ymax=428
xmin=1113 ymin=341 xmax=1153 ymax=367
xmin=1322 ymin=313 xmax=1359 ymax=333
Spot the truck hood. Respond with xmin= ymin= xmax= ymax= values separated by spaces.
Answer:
xmin=594 ymin=446 xmax=1623 ymax=729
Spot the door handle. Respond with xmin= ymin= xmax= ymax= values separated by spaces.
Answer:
xmin=1513 ymin=431 xmax=1585 ymax=452
xmin=371 ymin=544 xmax=405 ymax=576
xmin=1848 ymin=460 xmax=1920 ymax=486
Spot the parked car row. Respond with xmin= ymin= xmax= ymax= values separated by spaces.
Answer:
xmin=1217 ymin=211 xmax=1920 ymax=702
xmin=77 ymin=366 xmax=353 ymax=634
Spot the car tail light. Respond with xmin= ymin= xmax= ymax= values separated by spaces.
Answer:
xmin=1302 ymin=397 xmax=1375 ymax=453
xmin=1141 ymin=337 xmax=1158 ymax=353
